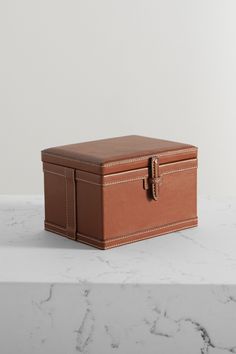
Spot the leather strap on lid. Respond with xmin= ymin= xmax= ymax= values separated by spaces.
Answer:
xmin=150 ymin=156 xmax=160 ymax=200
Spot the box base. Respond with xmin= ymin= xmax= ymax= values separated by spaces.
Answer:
xmin=45 ymin=217 xmax=198 ymax=250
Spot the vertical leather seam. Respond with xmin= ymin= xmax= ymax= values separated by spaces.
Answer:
xmin=101 ymin=183 xmax=105 ymax=240
xmin=65 ymin=168 xmax=77 ymax=240
xmin=72 ymin=169 xmax=76 ymax=238
xmin=65 ymin=167 xmax=69 ymax=235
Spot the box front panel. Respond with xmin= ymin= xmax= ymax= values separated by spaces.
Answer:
xmin=103 ymin=158 xmax=197 ymax=241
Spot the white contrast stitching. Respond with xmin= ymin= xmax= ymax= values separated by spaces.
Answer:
xmin=45 ymin=224 xmax=75 ymax=240
xmin=76 ymin=239 xmax=104 ymax=249
xmin=76 ymin=176 xmax=149 ymax=186
xmin=43 ymin=169 xmax=66 ymax=177
xmin=77 ymin=219 xmax=198 ymax=249
xmin=42 ymin=147 xmax=197 ymax=168
xmin=163 ymin=166 xmax=197 ymax=176
xmin=45 ymin=222 xmax=66 ymax=232
xmin=43 ymin=152 xmax=101 ymax=166
xmin=151 ymin=157 xmax=158 ymax=200
xmin=65 ymin=169 xmax=69 ymax=234
xmin=75 ymin=166 xmax=197 ymax=187
xmin=75 ymin=179 xmax=102 ymax=186
xmin=157 ymin=158 xmax=197 ymax=168
xmin=45 ymin=228 xmax=67 ymax=238
xmin=103 ymin=148 xmax=197 ymax=167
xmin=103 ymin=224 xmax=198 ymax=249
xmin=104 ymin=176 xmax=149 ymax=186
xmin=77 ymin=217 xmax=198 ymax=244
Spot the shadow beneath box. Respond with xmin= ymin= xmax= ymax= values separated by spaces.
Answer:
xmin=2 ymin=230 xmax=95 ymax=250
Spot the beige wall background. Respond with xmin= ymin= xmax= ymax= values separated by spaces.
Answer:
xmin=0 ymin=0 xmax=236 ymax=197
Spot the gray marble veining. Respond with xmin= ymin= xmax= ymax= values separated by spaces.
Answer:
xmin=0 ymin=195 xmax=236 ymax=353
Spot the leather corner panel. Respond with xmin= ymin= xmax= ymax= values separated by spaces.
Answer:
xmin=43 ymin=162 xmax=76 ymax=240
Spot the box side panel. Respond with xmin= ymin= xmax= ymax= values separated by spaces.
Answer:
xmin=43 ymin=162 xmax=76 ymax=239
xmin=76 ymin=172 xmax=103 ymax=242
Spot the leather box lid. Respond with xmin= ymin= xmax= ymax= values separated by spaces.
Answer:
xmin=41 ymin=135 xmax=197 ymax=175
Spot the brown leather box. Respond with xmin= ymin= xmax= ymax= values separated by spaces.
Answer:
xmin=41 ymin=135 xmax=198 ymax=249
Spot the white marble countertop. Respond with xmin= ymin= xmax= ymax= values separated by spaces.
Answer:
xmin=0 ymin=195 xmax=236 ymax=285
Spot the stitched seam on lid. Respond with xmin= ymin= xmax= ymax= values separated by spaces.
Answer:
xmin=42 ymin=147 xmax=197 ymax=168
xmin=103 ymin=148 xmax=197 ymax=167
xmin=43 ymin=152 xmax=101 ymax=166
